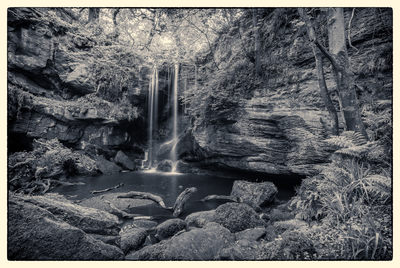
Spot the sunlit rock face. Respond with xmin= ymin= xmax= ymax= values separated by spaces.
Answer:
xmin=190 ymin=8 xmax=392 ymax=176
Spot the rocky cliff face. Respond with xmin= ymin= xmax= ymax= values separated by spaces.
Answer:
xmin=7 ymin=8 xmax=145 ymax=155
xmin=190 ymin=8 xmax=392 ymax=175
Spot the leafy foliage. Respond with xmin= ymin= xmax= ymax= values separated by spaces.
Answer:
xmin=290 ymin=131 xmax=392 ymax=259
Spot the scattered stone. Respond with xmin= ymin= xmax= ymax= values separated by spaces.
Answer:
xmin=230 ymin=180 xmax=278 ymax=208
xmin=155 ymin=219 xmax=187 ymax=240
xmin=185 ymin=209 xmax=217 ymax=228
xmin=120 ymin=227 xmax=147 ymax=254
xmin=126 ymin=222 xmax=235 ymax=260
xmin=214 ymin=203 xmax=264 ymax=233
xmin=114 ymin=150 xmax=135 ymax=170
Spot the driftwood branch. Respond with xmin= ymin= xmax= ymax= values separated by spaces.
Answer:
xmin=91 ymin=183 xmax=124 ymax=195
xmin=50 ymin=180 xmax=85 ymax=186
xmin=201 ymin=194 xmax=241 ymax=203
xmin=104 ymin=200 xmax=155 ymax=220
xmin=173 ymin=187 xmax=197 ymax=217
xmin=117 ymin=191 xmax=173 ymax=210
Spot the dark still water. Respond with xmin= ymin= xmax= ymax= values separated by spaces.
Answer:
xmin=52 ymin=170 xmax=301 ymax=219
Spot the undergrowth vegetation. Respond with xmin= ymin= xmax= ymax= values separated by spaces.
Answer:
xmin=290 ymin=131 xmax=392 ymax=259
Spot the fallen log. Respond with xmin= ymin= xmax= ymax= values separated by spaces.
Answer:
xmin=117 ymin=191 xmax=172 ymax=210
xmin=172 ymin=187 xmax=197 ymax=217
xmin=201 ymin=194 xmax=241 ymax=203
xmin=91 ymin=183 xmax=124 ymax=194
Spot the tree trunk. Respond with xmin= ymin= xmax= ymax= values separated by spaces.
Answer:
xmin=327 ymin=8 xmax=368 ymax=139
xmin=252 ymin=9 xmax=261 ymax=76
xmin=298 ymin=8 xmax=339 ymax=135
xmin=88 ymin=8 xmax=100 ymax=23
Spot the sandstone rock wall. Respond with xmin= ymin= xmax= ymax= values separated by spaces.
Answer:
xmin=7 ymin=8 xmax=144 ymax=154
xmin=191 ymin=8 xmax=392 ymax=175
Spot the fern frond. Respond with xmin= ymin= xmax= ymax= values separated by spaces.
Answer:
xmin=335 ymin=142 xmax=377 ymax=159
xmin=364 ymin=174 xmax=392 ymax=203
xmin=325 ymin=131 xmax=368 ymax=149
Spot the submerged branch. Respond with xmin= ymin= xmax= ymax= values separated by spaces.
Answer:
xmin=91 ymin=183 xmax=124 ymax=195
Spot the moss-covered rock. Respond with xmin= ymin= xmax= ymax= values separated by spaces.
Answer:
xmin=214 ymin=203 xmax=264 ymax=233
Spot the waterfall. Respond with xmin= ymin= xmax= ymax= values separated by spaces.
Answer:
xmin=146 ymin=66 xmax=158 ymax=169
xmin=171 ymin=63 xmax=179 ymax=172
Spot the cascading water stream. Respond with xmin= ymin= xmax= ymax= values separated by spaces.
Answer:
xmin=170 ymin=63 xmax=179 ymax=172
xmin=146 ymin=66 xmax=158 ymax=169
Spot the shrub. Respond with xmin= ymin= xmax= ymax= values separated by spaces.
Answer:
xmin=290 ymin=131 xmax=392 ymax=259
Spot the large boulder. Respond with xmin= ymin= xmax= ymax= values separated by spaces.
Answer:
xmin=126 ymin=222 xmax=235 ymax=260
xmin=114 ymin=150 xmax=135 ymax=170
xmin=15 ymin=193 xmax=120 ymax=235
xmin=155 ymin=219 xmax=187 ymax=240
xmin=185 ymin=209 xmax=217 ymax=228
xmin=230 ymin=180 xmax=278 ymax=208
xmin=120 ymin=227 xmax=147 ymax=254
xmin=8 ymin=196 xmax=124 ymax=260
xmin=96 ymin=155 xmax=122 ymax=175
xmin=214 ymin=203 xmax=264 ymax=233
